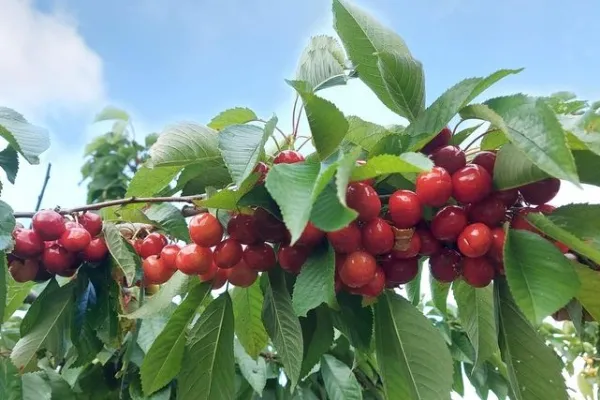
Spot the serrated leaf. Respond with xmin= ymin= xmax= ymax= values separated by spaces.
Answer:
xmin=124 ymin=271 xmax=190 ymax=319
xmin=429 ymin=274 xmax=449 ymax=315
xmin=141 ymin=282 xmax=211 ymax=395
xmin=293 ymin=244 xmax=336 ymax=317
xmin=124 ymin=165 xmax=180 ymax=198
xmin=3 ymin=274 xmax=33 ymax=322
xmin=178 ymin=293 xmax=235 ymax=400
xmin=234 ymin=339 xmax=267 ymax=396
xmin=330 ymin=292 xmax=372 ymax=351
xmin=208 ymin=107 xmax=258 ymax=131
xmin=573 ymin=150 xmax=600 ymax=187
xmin=0 ymin=357 xmax=21 ymax=400
xmin=343 ymin=116 xmax=394 ymax=152
xmin=504 ymin=229 xmax=580 ymax=324
xmin=296 ymin=35 xmax=346 ymax=90
xmin=145 ymin=203 xmax=191 ymax=243
xmin=232 ymin=280 xmax=269 ymax=359
xmin=262 ymin=268 xmax=303 ymax=390
xmin=0 ymin=200 xmax=15 ymax=251
xmin=0 ymin=146 xmax=19 ymax=184
xmin=176 ymin=163 xmax=232 ymax=195
xmin=335 ymin=148 xmax=361 ymax=207
xmin=374 ymin=291 xmax=453 ymax=400
xmin=300 ymin=306 xmax=334 ymax=379
xmin=496 ymin=281 xmax=568 ymax=400
xmin=573 ymin=264 xmax=600 ymax=322
xmin=196 ymin=175 xmax=258 ymax=210
xmin=405 ymin=259 xmax=423 ymax=306
xmin=454 ymin=281 xmax=500 ymax=368
xmin=321 ymin=354 xmax=363 ymax=400
xmin=103 ymin=222 xmax=139 ymax=286
xmin=350 ymin=153 xmax=432 ymax=181
xmin=492 ymin=144 xmax=549 ymax=189
xmin=0 ymin=107 xmax=50 ymax=164
xmin=22 ymin=372 xmax=52 ymax=400
xmin=94 ymin=105 xmax=130 ymax=122
xmin=310 ymin=184 xmax=357 ymax=232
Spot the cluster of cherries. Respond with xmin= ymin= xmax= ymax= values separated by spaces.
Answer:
xmin=8 ymin=210 xmax=108 ymax=282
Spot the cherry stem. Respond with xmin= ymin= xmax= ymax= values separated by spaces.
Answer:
xmin=294 ymin=106 xmax=304 ymax=139
xmin=463 ymin=128 xmax=498 ymax=151
xmin=34 ymin=163 xmax=52 ymax=212
xmin=291 ymin=95 xmax=299 ymax=135
xmin=295 ymin=136 xmax=312 ymax=151
xmin=452 ymin=119 xmax=466 ymax=135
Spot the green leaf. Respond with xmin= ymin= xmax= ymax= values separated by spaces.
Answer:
xmin=145 ymin=203 xmax=191 ymax=243
xmin=296 ymin=35 xmax=346 ymax=90
xmin=374 ymin=291 xmax=453 ymax=399
xmin=293 ymin=244 xmax=336 ymax=317
xmin=310 ymin=184 xmax=357 ymax=232
xmin=449 ymin=123 xmax=483 ymax=146
xmin=0 ymin=357 xmax=21 ymax=400
xmin=405 ymin=260 xmax=423 ymax=305
xmin=262 ymin=268 xmax=303 ymax=390
xmin=496 ymin=281 xmax=568 ymax=400
xmin=141 ymin=282 xmax=211 ymax=395
xmin=330 ymin=292 xmax=372 ymax=351
xmin=335 ymin=148 xmax=361 ymax=208
xmin=234 ymin=339 xmax=267 ymax=396
xmin=350 ymin=153 xmax=432 ymax=181
xmin=321 ymin=354 xmax=363 ymax=400
xmin=22 ymin=372 xmax=52 ymax=400
xmin=0 ymin=146 xmax=19 ymax=184
xmin=0 ymin=107 xmax=50 ymax=164
xmin=573 ymin=150 xmax=600 ymax=187
xmin=103 ymin=222 xmax=140 ymax=286
xmin=178 ymin=293 xmax=235 ymax=400
xmin=573 ymin=263 xmax=600 ymax=322
xmin=0 ymin=255 xmax=5 ymax=322
xmin=0 ymin=201 xmax=15 ymax=252
xmin=429 ymin=275 xmax=449 ymax=315
xmin=94 ymin=105 xmax=130 ymax=122
xmin=454 ymin=281 xmax=500 ymax=367
xmin=484 ymin=94 xmax=579 ymax=185
xmin=377 ymin=50 xmax=425 ymax=121
xmin=3 ymin=275 xmax=34 ymax=322
xmin=124 ymin=271 xmax=190 ymax=319
xmin=219 ymin=117 xmax=277 ymax=186
xmin=196 ymin=175 xmax=257 ymax=210
xmin=343 ymin=116 xmax=394 ymax=152
xmin=300 ymin=306 xmax=334 ymax=379
xmin=208 ymin=107 xmax=258 ymax=131
xmin=492 ymin=144 xmax=549 ymax=189
xmin=231 ymin=280 xmax=269 ymax=359
xmin=287 ymin=80 xmax=349 ymax=160
xmin=504 ymin=229 xmax=580 ymax=324
xmin=125 ymin=165 xmax=180 ymax=198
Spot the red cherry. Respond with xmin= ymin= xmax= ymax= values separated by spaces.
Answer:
xmin=139 ymin=232 xmax=168 ymax=259
xmin=511 ymin=208 xmax=539 ymax=234
xmin=253 ymin=162 xmax=269 ymax=184
xmin=32 ymin=209 xmax=66 ymax=241
xmin=175 ymin=244 xmax=212 ymax=275
xmin=389 ymin=190 xmax=422 ymax=228
xmin=457 ymin=223 xmax=493 ymax=258
xmin=518 ymin=178 xmax=560 ymax=205
xmin=327 ymin=222 xmax=362 ymax=254
xmin=57 ymin=268 xmax=77 ymax=278
xmin=189 ymin=213 xmax=223 ymax=247
xmin=243 ymin=243 xmax=276 ymax=271
xmin=211 ymin=268 xmax=230 ymax=289
xmin=59 ymin=225 xmax=92 ymax=252
xmin=431 ymin=205 xmax=468 ymax=242
xmin=468 ymin=196 xmax=506 ymax=226
xmin=81 ymin=237 xmax=109 ymax=262
xmin=554 ymin=241 xmax=569 ymax=253
xmin=430 ymin=145 xmax=466 ymax=174
xmin=130 ymin=239 xmax=143 ymax=255
xmin=491 ymin=189 xmax=519 ymax=207
xmin=421 ymin=127 xmax=452 ymax=155
xmin=489 ymin=227 xmax=506 ymax=262
xmin=253 ymin=208 xmax=288 ymax=243
xmin=472 ymin=151 xmax=496 ymax=175
xmin=199 ymin=261 xmax=218 ymax=282
xmin=535 ymin=204 xmax=556 ymax=214
xmin=160 ymin=244 xmax=181 ymax=271
xmin=297 ymin=222 xmax=325 ymax=247
xmin=227 ymin=213 xmax=260 ymax=245
xmin=79 ymin=212 xmax=103 ymax=237
xmin=339 ymin=251 xmax=377 ymax=288
xmin=452 ymin=164 xmax=492 ymax=204
xmin=392 ymin=233 xmax=421 ymax=259
xmin=143 ymin=255 xmax=174 ymax=285
xmin=42 ymin=245 xmax=76 ymax=273
xmin=9 ymin=259 xmax=40 ymax=283
xmin=362 ymin=218 xmax=394 ymax=255
xmin=346 ymin=182 xmax=381 ymax=222
xmin=381 ymin=255 xmax=419 ymax=284
xmin=273 ymin=150 xmax=305 ymax=164
xmin=415 ymin=227 xmax=441 ymax=256
xmin=462 ymin=257 xmax=495 ymax=288
xmin=13 ymin=229 xmax=44 ymax=258
xmin=415 ymin=167 xmax=453 ymax=207
xmin=228 ymin=260 xmax=258 ymax=287
xmin=277 ymin=245 xmax=309 ymax=274
xmin=213 ymin=238 xmax=243 ymax=269
xmin=351 ymin=160 xmax=376 ymax=186
xmin=356 ymin=267 xmax=386 ymax=298
xmin=430 ymin=249 xmax=462 ymax=283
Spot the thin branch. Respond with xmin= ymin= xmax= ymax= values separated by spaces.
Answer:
xmin=291 ymin=94 xmax=300 ymax=133
xmin=34 ymin=163 xmax=52 ymax=212
xmin=463 ymin=128 xmax=499 ymax=151
xmin=293 ymin=106 xmax=305 ymax=139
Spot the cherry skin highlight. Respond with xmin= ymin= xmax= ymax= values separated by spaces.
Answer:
xmin=430 ymin=249 xmax=462 ymax=283
xmin=415 ymin=167 xmax=453 ymax=207
xmin=189 ymin=213 xmax=224 ymax=248
xmin=273 ymin=150 xmax=305 ymax=164
xmin=362 ymin=218 xmax=394 ymax=255
xmin=59 ymin=225 xmax=92 ymax=252
xmin=452 ymin=164 xmax=492 ymax=204
xmin=32 ymin=209 xmax=66 ymax=241
xmin=462 ymin=257 xmax=495 ymax=288
xmin=518 ymin=178 xmax=561 ymax=205
xmin=175 ymin=244 xmax=212 ymax=275
xmin=457 ymin=223 xmax=493 ymax=258
xmin=339 ymin=251 xmax=377 ymax=288
xmin=213 ymin=238 xmax=243 ymax=269
xmin=346 ymin=182 xmax=381 ymax=222
xmin=431 ymin=205 xmax=468 ymax=242
xmin=388 ymin=190 xmax=422 ymax=228
xmin=430 ymin=145 xmax=466 ymax=174
xmin=243 ymin=243 xmax=277 ymax=271
xmin=327 ymin=222 xmax=362 ymax=254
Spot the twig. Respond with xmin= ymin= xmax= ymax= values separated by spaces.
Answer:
xmin=34 ymin=163 xmax=52 ymax=212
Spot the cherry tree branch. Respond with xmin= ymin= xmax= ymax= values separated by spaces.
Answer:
xmin=34 ymin=163 xmax=52 ymax=212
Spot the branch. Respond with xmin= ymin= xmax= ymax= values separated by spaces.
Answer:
xmin=34 ymin=163 xmax=52 ymax=212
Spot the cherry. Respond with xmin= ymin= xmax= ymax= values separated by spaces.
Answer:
xmin=462 ymin=257 xmax=495 ymax=288
xmin=81 ymin=237 xmax=109 ymax=262
xmin=327 ymin=222 xmax=362 ymax=254
xmin=175 ymin=244 xmax=212 ymax=275
xmin=431 ymin=205 xmax=468 ymax=242
xmin=339 ymin=251 xmax=377 ymax=288
xmin=351 ymin=160 xmax=376 ymax=186
xmin=452 ymin=164 xmax=492 ymax=204
xmin=381 ymin=255 xmax=419 ymax=284
xmin=42 ymin=245 xmax=76 ymax=273
xmin=535 ymin=204 xmax=556 ymax=214
xmin=253 ymin=208 xmax=287 ymax=243
xmin=11 ymin=222 xmax=24 ymax=238
xmin=518 ymin=178 xmax=560 ymax=205
xmin=472 ymin=151 xmax=496 ymax=175
xmin=199 ymin=261 xmax=218 ymax=282
xmin=511 ymin=208 xmax=539 ymax=234
xmin=211 ymin=267 xmax=230 ymax=289
xmin=356 ymin=267 xmax=386 ymax=298
xmin=489 ymin=227 xmax=506 ymax=262
xmin=457 ymin=223 xmax=493 ymax=258
xmin=273 ymin=150 xmax=305 ymax=164
xmin=421 ymin=127 xmax=452 ymax=155
xmin=213 ymin=238 xmax=243 ymax=269
xmin=362 ymin=218 xmax=394 ymax=255
xmin=189 ymin=213 xmax=223 ymax=247
xmin=34 ymin=267 xmax=53 ymax=282
xmin=57 ymin=268 xmax=77 ymax=278
xmin=243 ymin=243 xmax=276 ymax=271
xmin=388 ymin=190 xmax=422 ymax=228
xmin=140 ymin=233 xmax=168 ymax=259
xmin=430 ymin=249 xmax=462 ymax=283
xmin=430 ymin=145 xmax=466 ymax=174
xmin=227 ymin=213 xmax=260 ymax=245
xmin=491 ymin=189 xmax=519 ymax=207
xmin=32 ymin=209 xmax=65 ymax=241
xmin=346 ymin=182 xmax=381 ymax=222
xmin=228 ymin=260 xmax=258 ymax=287
xmin=297 ymin=222 xmax=325 ymax=247
xmin=253 ymin=161 xmax=269 ymax=183
xmin=468 ymin=196 xmax=506 ymax=226
xmin=415 ymin=166 xmax=452 ymax=207
xmin=13 ymin=229 xmax=44 ymax=258
xmin=59 ymin=225 xmax=92 ymax=252
xmin=277 ymin=245 xmax=309 ymax=274
xmin=415 ymin=227 xmax=441 ymax=256
xmin=392 ymin=233 xmax=421 ymax=259
xmin=143 ymin=255 xmax=174 ymax=285
xmin=160 ymin=244 xmax=181 ymax=271
xmin=9 ymin=259 xmax=39 ymax=283
xmin=130 ymin=239 xmax=143 ymax=255
xmin=79 ymin=212 xmax=103 ymax=237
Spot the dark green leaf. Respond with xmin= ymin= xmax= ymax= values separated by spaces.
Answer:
xmin=0 ymin=146 xmax=19 ymax=184
xmin=293 ymin=244 xmax=336 ymax=317
xmin=103 ymin=222 xmax=140 ymax=286
xmin=335 ymin=148 xmax=361 ymax=208
xmin=404 ymin=260 xmax=423 ymax=305
xmin=300 ymin=306 xmax=334 ymax=378
xmin=573 ymin=150 xmax=600 ymax=187
xmin=429 ymin=274 xmax=449 ymax=315
xmin=452 ymin=361 xmax=464 ymax=397
xmin=176 ymin=162 xmax=232 ymax=195
xmin=330 ymin=292 xmax=372 ymax=351
xmin=296 ymin=35 xmax=346 ymax=90
xmin=145 ymin=203 xmax=191 ymax=243
xmin=321 ymin=354 xmax=363 ymax=400
xmin=124 ymin=271 xmax=190 ymax=319
xmin=125 ymin=165 xmax=180 ymax=198
xmin=573 ymin=263 xmax=600 ymax=322
xmin=0 ymin=200 xmax=15 ymax=251
xmin=3 ymin=273 xmax=34 ymax=322
xmin=0 ymin=107 xmax=50 ymax=164
xmin=22 ymin=372 xmax=52 ymax=400
xmin=310 ymin=184 xmax=357 ymax=232
xmin=232 ymin=280 xmax=269 ymax=359
xmin=0 ymin=357 xmax=21 ymax=400
xmin=492 ymin=144 xmax=549 ymax=190
xmin=208 ymin=107 xmax=258 ymax=131
xmin=197 ymin=175 xmax=258 ymax=210
xmin=343 ymin=116 xmax=395 ymax=151
xmin=234 ymin=339 xmax=267 ymax=396
xmin=350 ymin=153 xmax=432 ymax=181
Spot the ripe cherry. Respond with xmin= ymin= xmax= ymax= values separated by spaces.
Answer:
xmin=489 ymin=227 xmax=506 ymax=262
xmin=42 ymin=245 xmax=76 ymax=273
xmin=356 ymin=267 xmax=386 ymax=298
xmin=13 ymin=229 xmax=44 ymax=258
xmin=388 ymin=190 xmax=422 ymax=228
xmin=381 ymin=255 xmax=419 ymax=284
xmin=327 ymin=222 xmax=362 ymax=254
xmin=462 ymin=257 xmax=495 ymax=288
xmin=175 ymin=244 xmax=212 ymax=275
xmin=431 ymin=205 xmax=468 ymax=242
xmin=430 ymin=249 xmax=462 ymax=283
xmin=392 ymin=233 xmax=421 ymax=259
xmin=253 ymin=208 xmax=287 ymax=243
xmin=415 ymin=227 xmax=441 ymax=256
xmin=199 ymin=261 xmax=218 ymax=282
xmin=339 ymin=251 xmax=377 ymax=288
xmin=81 ymin=237 xmax=109 ymax=262
xmin=452 ymin=164 xmax=492 ymax=204
xmin=189 ymin=213 xmax=223 ymax=247
xmin=57 ymin=268 xmax=77 ymax=278
xmin=160 ymin=244 xmax=181 ymax=271
xmin=468 ymin=196 xmax=506 ymax=226
xmin=59 ymin=224 xmax=92 ymax=252
xmin=211 ymin=267 xmax=230 ymax=289
xmin=472 ymin=151 xmax=496 ymax=175
xmin=351 ymin=160 xmax=376 ymax=186
xmin=130 ymin=239 xmax=143 ymax=255
xmin=297 ymin=222 xmax=325 ymax=247
xmin=415 ymin=167 xmax=453 ymax=207
xmin=143 ymin=255 xmax=174 ymax=285
xmin=228 ymin=260 xmax=258 ymax=287
xmin=430 ymin=145 xmax=466 ymax=174
xmin=421 ymin=127 xmax=452 ymax=155
xmin=511 ymin=208 xmax=539 ymax=234
xmin=273 ymin=150 xmax=305 ymax=164
xmin=9 ymin=259 xmax=39 ymax=283
xmin=32 ymin=209 xmax=65 ymax=241
xmin=243 ymin=243 xmax=276 ymax=271
xmin=140 ymin=232 xmax=168 ymax=259
xmin=79 ymin=212 xmax=103 ymax=237
xmin=213 ymin=238 xmax=243 ymax=269
xmin=346 ymin=182 xmax=381 ymax=222
xmin=277 ymin=245 xmax=309 ymax=274
xmin=362 ymin=218 xmax=394 ymax=255
xmin=519 ymin=178 xmax=560 ymax=205
xmin=491 ymin=189 xmax=519 ymax=207
xmin=457 ymin=223 xmax=493 ymax=258
xmin=227 ymin=213 xmax=260 ymax=245
xmin=253 ymin=161 xmax=269 ymax=184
